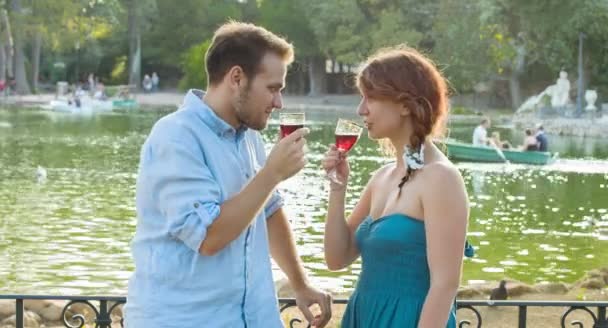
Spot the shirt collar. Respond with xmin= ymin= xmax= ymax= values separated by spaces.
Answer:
xmin=183 ymin=89 xmax=248 ymax=140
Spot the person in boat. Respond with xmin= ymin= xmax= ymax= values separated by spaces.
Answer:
xmin=472 ymin=118 xmax=491 ymax=146
xmin=322 ymin=45 xmax=469 ymax=328
xmin=93 ymin=82 xmax=107 ymax=100
xmin=519 ymin=128 xmax=538 ymax=151
xmin=489 ymin=131 xmax=512 ymax=149
xmin=73 ymin=83 xmax=86 ymax=108
xmin=535 ymin=124 xmax=548 ymax=152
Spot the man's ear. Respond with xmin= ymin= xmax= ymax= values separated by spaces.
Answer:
xmin=401 ymin=105 xmax=411 ymax=117
xmin=227 ymin=65 xmax=245 ymax=90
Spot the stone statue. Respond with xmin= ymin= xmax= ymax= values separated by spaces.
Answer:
xmin=551 ymin=70 xmax=570 ymax=108
xmin=516 ymin=70 xmax=572 ymax=114
xmin=585 ymin=89 xmax=598 ymax=111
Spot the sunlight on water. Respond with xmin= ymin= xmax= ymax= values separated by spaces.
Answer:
xmin=1 ymin=109 xmax=607 ymax=295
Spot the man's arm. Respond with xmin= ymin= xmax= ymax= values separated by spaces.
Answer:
xmin=267 ymin=208 xmax=308 ymax=290
xmin=199 ymin=128 xmax=309 ymax=256
xmin=267 ymin=209 xmax=332 ymax=328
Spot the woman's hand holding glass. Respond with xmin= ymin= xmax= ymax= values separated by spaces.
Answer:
xmin=324 ymin=119 xmax=362 ymax=186
xmin=322 ymin=145 xmax=350 ymax=190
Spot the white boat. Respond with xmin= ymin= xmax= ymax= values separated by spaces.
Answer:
xmin=42 ymin=96 xmax=113 ymax=114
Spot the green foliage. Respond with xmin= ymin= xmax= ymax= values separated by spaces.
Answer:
xmin=258 ymin=0 xmax=319 ymax=57
xmin=4 ymin=0 xmax=608 ymax=97
xmin=110 ymin=56 xmax=128 ymax=85
xmin=450 ymin=107 xmax=478 ymax=115
xmin=142 ymin=0 xmax=241 ymax=69
xmin=178 ymin=40 xmax=211 ymax=91
xmin=432 ymin=0 xmax=490 ymax=91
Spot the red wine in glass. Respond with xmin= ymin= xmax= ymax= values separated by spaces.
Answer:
xmin=335 ymin=134 xmax=359 ymax=152
xmin=279 ymin=113 xmax=305 ymax=139
xmin=280 ymin=124 xmax=304 ymax=139
xmin=327 ymin=119 xmax=363 ymax=185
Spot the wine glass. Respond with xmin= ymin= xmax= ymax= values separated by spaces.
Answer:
xmin=279 ymin=112 xmax=305 ymax=139
xmin=327 ymin=118 xmax=363 ymax=185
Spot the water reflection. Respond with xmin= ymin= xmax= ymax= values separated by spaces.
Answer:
xmin=0 ymin=109 xmax=607 ymax=295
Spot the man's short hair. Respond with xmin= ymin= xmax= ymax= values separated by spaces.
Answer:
xmin=205 ymin=21 xmax=294 ymax=86
xmin=481 ymin=118 xmax=490 ymax=125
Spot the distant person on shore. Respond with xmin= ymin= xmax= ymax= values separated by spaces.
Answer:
xmin=142 ymin=74 xmax=152 ymax=93
xmin=489 ymin=131 xmax=512 ymax=149
xmin=535 ymin=124 xmax=548 ymax=151
xmin=151 ymin=72 xmax=159 ymax=92
xmin=519 ymin=129 xmax=538 ymax=151
xmin=124 ymin=22 xmax=331 ymax=328
xmin=472 ymin=118 xmax=491 ymax=146
xmin=88 ymin=73 xmax=95 ymax=93
xmin=322 ymin=45 xmax=469 ymax=327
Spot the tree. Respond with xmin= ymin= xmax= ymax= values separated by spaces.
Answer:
xmin=0 ymin=7 xmax=13 ymax=82
xmin=430 ymin=0 xmax=608 ymax=109
xmin=125 ymin=0 xmax=156 ymax=89
xmin=26 ymin=0 xmax=81 ymax=92
xmin=259 ymin=0 xmax=322 ymax=94
xmin=141 ymin=0 xmax=240 ymax=81
xmin=9 ymin=0 xmax=30 ymax=93
xmin=432 ymin=1 xmax=489 ymax=92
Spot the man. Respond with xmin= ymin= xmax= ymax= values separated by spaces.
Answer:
xmin=535 ymin=124 xmax=548 ymax=151
xmin=124 ymin=22 xmax=332 ymax=328
xmin=472 ymin=118 xmax=491 ymax=146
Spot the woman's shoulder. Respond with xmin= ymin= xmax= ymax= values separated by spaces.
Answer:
xmin=421 ymin=159 xmax=463 ymax=184
xmin=362 ymin=162 xmax=395 ymax=192
xmin=370 ymin=162 xmax=394 ymax=179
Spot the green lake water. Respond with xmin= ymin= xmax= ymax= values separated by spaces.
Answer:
xmin=0 ymin=108 xmax=607 ymax=295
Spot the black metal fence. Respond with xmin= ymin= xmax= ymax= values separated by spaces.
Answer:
xmin=0 ymin=295 xmax=607 ymax=328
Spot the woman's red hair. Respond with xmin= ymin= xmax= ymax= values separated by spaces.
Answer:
xmin=356 ymin=45 xmax=449 ymax=152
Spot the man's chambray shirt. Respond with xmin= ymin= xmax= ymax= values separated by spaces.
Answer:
xmin=124 ymin=90 xmax=284 ymax=328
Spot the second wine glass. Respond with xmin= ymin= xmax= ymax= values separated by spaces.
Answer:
xmin=327 ymin=118 xmax=363 ymax=185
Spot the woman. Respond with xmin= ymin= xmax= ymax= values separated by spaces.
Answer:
xmin=322 ymin=46 xmax=469 ymax=327
xmin=520 ymin=128 xmax=539 ymax=151
xmin=490 ymin=131 xmax=512 ymax=149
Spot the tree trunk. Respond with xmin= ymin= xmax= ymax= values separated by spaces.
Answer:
xmin=297 ymin=63 xmax=307 ymax=94
xmin=31 ymin=30 xmax=42 ymax=93
xmin=1 ymin=9 xmax=13 ymax=79
xmin=127 ymin=0 xmax=141 ymax=89
xmin=508 ymin=73 xmax=522 ymax=110
xmin=308 ymin=56 xmax=326 ymax=96
xmin=0 ymin=39 xmax=5 ymax=82
xmin=10 ymin=0 xmax=31 ymax=94
xmin=509 ymin=40 xmax=526 ymax=110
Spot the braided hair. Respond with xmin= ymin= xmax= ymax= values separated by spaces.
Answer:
xmin=356 ymin=45 xmax=448 ymax=194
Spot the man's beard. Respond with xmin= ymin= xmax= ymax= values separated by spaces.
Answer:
xmin=235 ymin=86 xmax=266 ymax=131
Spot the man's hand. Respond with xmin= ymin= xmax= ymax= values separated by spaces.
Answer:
xmin=294 ymin=285 xmax=332 ymax=328
xmin=264 ymin=127 xmax=309 ymax=183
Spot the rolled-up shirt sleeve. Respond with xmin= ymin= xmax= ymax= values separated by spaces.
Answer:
xmin=264 ymin=190 xmax=283 ymax=218
xmin=149 ymin=138 xmax=221 ymax=252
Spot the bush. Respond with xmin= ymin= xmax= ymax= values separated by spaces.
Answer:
xmin=450 ymin=106 xmax=478 ymax=115
xmin=110 ymin=56 xmax=128 ymax=85
xmin=178 ymin=40 xmax=211 ymax=91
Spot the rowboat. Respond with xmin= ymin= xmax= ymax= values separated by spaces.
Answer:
xmin=444 ymin=141 xmax=555 ymax=165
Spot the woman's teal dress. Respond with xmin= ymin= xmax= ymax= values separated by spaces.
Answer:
xmin=341 ymin=214 xmax=457 ymax=328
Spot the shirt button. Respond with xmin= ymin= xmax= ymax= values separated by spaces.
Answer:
xmin=193 ymin=203 xmax=199 ymax=208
